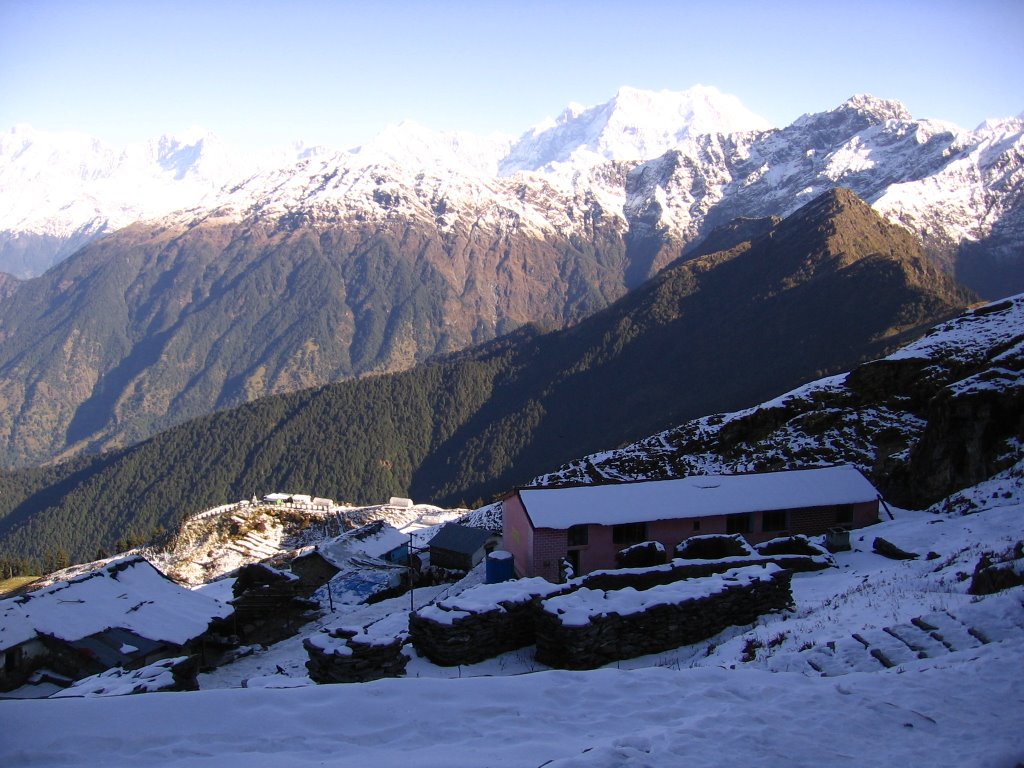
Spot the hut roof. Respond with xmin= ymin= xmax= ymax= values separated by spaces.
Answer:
xmin=0 ymin=556 xmax=231 ymax=652
xmin=428 ymin=524 xmax=496 ymax=555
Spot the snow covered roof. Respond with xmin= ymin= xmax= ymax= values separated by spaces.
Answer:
xmin=0 ymin=556 xmax=232 ymax=652
xmin=517 ymin=465 xmax=878 ymax=530
xmin=315 ymin=521 xmax=408 ymax=568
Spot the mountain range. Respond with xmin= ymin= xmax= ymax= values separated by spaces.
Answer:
xmin=3 ymin=87 xmax=1021 ymax=292
xmin=0 ymin=87 xmax=1019 ymax=469
xmin=0 ymin=188 xmax=974 ymax=566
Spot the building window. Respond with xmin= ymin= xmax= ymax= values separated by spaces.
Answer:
xmin=762 ymin=510 xmax=787 ymax=532
xmin=692 ymin=519 xmax=701 ymax=532
xmin=612 ymin=522 xmax=648 ymax=546
xmin=567 ymin=524 xmax=589 ymax=547
xmin=836 ymin=504 xmax=854 ymax=525
xmin=726 ymin=513 xmax=751 ymax=534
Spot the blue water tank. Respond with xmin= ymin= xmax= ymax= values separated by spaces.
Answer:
xmin=485 ymin=550 xmax=515 ymax=583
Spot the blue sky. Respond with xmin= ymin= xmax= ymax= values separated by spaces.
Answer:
xmin=1 ymin=0 xmax=1021 ymax=150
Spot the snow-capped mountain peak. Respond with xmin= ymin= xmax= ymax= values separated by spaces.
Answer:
xmin=499 ymin=85 xmax=772 ymax=175
xmin=144 ymin=129 xmax=234 ymax=181
xmin=789 ymin=95 xmax=914 ymax=140
xmin=840 ymin=94 xmax=913 ymax=122
xmin=974 ymin=113 xmax=1024 ymax=136
xmin=609 ymin=83 xmax=772 ymax=138
xmin=0 ymin=124 xmax=309 ymax=276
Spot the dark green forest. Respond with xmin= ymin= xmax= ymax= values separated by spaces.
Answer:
xmin=0 ymin=206 xmax=629 ymax=469
xmin=0 ymin=190 xmax=976 ymax=570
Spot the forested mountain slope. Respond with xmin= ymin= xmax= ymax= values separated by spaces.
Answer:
xmin=0 ymin=212 xmax=628 ymax=468
xmin=0 ymin=91 xmax=1020 ymax=470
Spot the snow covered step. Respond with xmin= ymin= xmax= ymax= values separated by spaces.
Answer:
xmin=852 ymin=629 xmax=922 ymax=668
xmin=803 ymin=637 xmax=884 ymax=676
xmin=762 ymin=651 xmax=823 ymax=675
xmin=242 ymin=541 xmax=279 ymax=556
xmin=224 ymin=538 xmax=277 ymax=558
xmin=883 ymin=623 xmax=950 ymax=659
xmin=955 ymin=590 xmax=1024 ymax=643
xmin=762 ymin=592 xmax=1022 ymax=678
xmin=912 ymin=612 xmax=985 ymax=652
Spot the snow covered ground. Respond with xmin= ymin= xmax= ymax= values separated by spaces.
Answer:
xmin=2 ymin=635 xmax=1020 ymax=766
xmin=2 ymin=474 xmax=1022 ymax=766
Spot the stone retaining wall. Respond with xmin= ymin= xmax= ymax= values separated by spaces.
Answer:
xmin=577 ymin=556 xmax=763 ymax=592
xmin=408 ymin=578 xmax=566 ymax=666
xmin=360 ymin=537 xmax=823 ymax=673
xmin=534 ymin=564 xmax=793 ymax=670
xmin=578 ymin=545 xmax=828 ymax=592
xmin=304 ymin=624 xmax=407 ymax=684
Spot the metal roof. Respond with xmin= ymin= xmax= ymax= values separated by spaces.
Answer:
xmin=517 ymin=465 xmax=879 ymax=530
xmin=427 ymin=524 xmax=496 ymax=555
xmin=68 ymin=627 xmax=168 ymax=668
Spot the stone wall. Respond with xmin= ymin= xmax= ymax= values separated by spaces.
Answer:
xmin=616 ymin=541 xmax=668 ymax=569
xmin=408 ymin=578 xmax=566 ymax=666
xmin=351 ymin=536 xmax=824 ymax=673
xmin=304 ymin=625 xmax=408 ymax=684
xmin=575 ymin=556 xmax=761 ymax=592
xmin=408 ymin=554 xmax=808 ymax=669
xmin=753 ymin=535 xmax=834 ymax=573
xmin=675 ymin=534 xmax=756 ymax=560
xmin=534 ymin=564 xmax=793 ymax=670
xmin=229 ymin=563 xmax=319 ymax=645
xmin=576 ymin=543 xmax=828 ymax=591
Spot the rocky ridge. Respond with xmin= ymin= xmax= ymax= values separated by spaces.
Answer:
xmin=535 ymin=293 xmax=1024 ymax=510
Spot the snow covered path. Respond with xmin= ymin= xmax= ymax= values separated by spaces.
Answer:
xmin=3 ymin=639 xmax=1022 ymax=768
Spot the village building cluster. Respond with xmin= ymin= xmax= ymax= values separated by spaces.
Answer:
xmin=1 ymin=466 xmax=885 ymax=694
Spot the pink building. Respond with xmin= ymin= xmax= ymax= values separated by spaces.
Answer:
xmin=502 ymin=465 xmax=880 ymax=582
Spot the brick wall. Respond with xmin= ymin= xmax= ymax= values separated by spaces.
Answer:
xmin=501 ymin=493 xmax=533 ymax=578
xmin=788 ymin=501 xmax=878 ymax=537
xmin=532 ymin=528 xmax=569 ymax=582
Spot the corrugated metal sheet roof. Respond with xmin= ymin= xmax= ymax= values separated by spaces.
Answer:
xmin=69 ymin=627 xmax=168 ymax=668
xmin=427 ymin=524 xmax=496 ymax=555
xmin=518 ymin=465 xmax=878 ymax=530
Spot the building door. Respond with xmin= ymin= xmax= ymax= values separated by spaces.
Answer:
xmin=565 ymin=549 xmax=581 ymax=578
